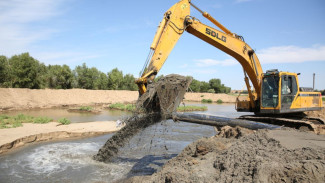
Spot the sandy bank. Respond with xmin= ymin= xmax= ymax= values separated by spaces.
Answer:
xmin=0 ymin=121 xmax=121 ymax=154
xmin=184 ymin=92 xmax=244 ymax=103
xmin=0 ymin=88 xmax=241 ymax=111
xmin=0 ymin=88 xmax=139 ymax=111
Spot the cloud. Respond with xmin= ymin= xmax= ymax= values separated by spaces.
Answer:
xmin=0 ymin=0 xmax=65 ymax=56
xmin=258 ymin=45 xmax=325 ymax=64
xmin=0 ymin=0 xmax=63 ymax=24
xmin=195 ymin=45 xmax=325 ymax=66
xmin=195 ymin=58 xmax=238 ymax=67
xmin=179 ymin=64 xmax=188 ymax=68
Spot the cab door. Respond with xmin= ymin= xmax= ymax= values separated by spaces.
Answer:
xmin=280 ymin=75 xmax=298 ymax=112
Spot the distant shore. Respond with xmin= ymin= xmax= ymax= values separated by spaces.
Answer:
xmin=0 ymin=88 xmax=243 ymax=111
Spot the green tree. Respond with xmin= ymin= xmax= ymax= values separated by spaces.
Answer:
xmin=74 ymin=63 xmax=101 ymax=89
xmin=0 ymin=56 xmax=9 ymax=87
xmin=189 ymin=79 xmax=201 ymax=92
xmin=122 ymin=74 xmax=137 ymax=91
xmin=95 ymin=72 xmax=109 ymax=90
xmin=200 ymin=81 xmax=210 ymax=92
xmin=8 ymin=53 xmax=46 ymax=89
xmin=48 ymin=65 xmax=73 ymax=89
xmin=107 ymin=68 xmax=123 ymax=90
xmin=209 ymin=78 xmax=222 ymax=93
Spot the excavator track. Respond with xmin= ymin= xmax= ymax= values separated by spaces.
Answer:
xmin=238 ymin=115 xmax=325 ymax=135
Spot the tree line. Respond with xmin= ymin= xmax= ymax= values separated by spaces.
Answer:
xmin=0 ymin=53 xmax=231 ymax=93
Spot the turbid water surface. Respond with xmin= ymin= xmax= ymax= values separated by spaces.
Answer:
xmin=0 ymin=103 xmax=252 ymax=183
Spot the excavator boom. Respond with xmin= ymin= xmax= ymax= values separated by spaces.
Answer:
xmin=136 ymin=0 xmax=322 ymax=115
xmin=136 ymin=0 xmax=262 ymax=111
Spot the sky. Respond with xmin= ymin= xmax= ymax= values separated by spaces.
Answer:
xmin=1 ymin=0 xmax=325 ymax=90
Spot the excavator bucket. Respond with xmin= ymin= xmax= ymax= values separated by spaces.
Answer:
xmin=136 ymin=74 xmax=192 ymax=116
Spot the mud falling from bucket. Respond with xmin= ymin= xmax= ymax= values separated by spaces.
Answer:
xmin=93 ymin=75 xmax=192 ymax=162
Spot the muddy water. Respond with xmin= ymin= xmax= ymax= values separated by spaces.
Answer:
xmin=181 ymin=102 xmax=250 ymax=118
xmin=0 ymin=103 xmax=252 ymax=183
xmin=1 ymin=108 xmax=132 ymax=123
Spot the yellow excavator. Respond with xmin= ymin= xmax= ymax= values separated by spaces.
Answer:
xmin=135 ymin=0 xmax=323 ymax=131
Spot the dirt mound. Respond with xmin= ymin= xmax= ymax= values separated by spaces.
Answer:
xmin=128 ymin=128 xmax=325 ymax=183
xmin=216 ymin=126 xmax=254 ymax=139
xmin=305 ymin=107 xmax=325 ymax=119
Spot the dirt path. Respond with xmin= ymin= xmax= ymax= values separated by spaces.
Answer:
xmin=0 ymin=88 xmax=241 ymax=111
xmin=0 ymin=121 xmax=121 ymax=154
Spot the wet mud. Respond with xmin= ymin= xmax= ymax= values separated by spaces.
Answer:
xmin=93 ymin=113 xmax=162 ymax=162
xmin=136 ymin=74 xmax=192 ymax=115
xmin=127 ymin=127 xmax=325 ymax=183
xmin=94 ymin=75 xmax=192 ymax=162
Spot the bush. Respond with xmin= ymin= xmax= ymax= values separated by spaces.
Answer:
xmin=177 ymin=106 xmax=207 ymax=112
xmin=34 ymin=117 xmax=53 ymax=124
xmin=207 ymin=89 xmax=215 ymax=93
xmin=58 ymin=118 xmax=71 ymax=125
xmin=14 ymin=114 xmax=34 ymax=123
xmin=0 ymin=115 xmax=9 ymax=121
xmin=201 ymin=99 xmax=213 ymax=103
xmin=217 ymin=99 xmax=223 ymax=104
xmin=79 ymin=106 xmax=93 ymax=111
xmin=108 ymin=103 xmax=136 ymax=111
xmin=0 ymin=114 xmax=54 ymax=128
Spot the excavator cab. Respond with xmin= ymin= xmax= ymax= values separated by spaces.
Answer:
xmin=260 ymin=69 xmax=322 ymax=114
xmin=261 ymin=70 xmax=280 ymax=109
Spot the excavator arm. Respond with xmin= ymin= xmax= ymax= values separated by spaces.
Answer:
xmin=136 ymin=0 xmax=263 ymax=110
xmin=136 ymin=0 xmax=190 ymax=94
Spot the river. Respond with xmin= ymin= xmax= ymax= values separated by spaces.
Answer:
xmin=0 ymin=103 xmax=252 ymax=183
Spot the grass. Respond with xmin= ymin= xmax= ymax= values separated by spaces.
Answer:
xmin=108 ymin=103 xmax=208 ymax=113
xmin=217 ymin=99 xmax=223 ymax=104
xmin=33 ymin=116 xmax=53 ymax=124
xmin=201 ymin=99 xmax=213 ymax=103
xmin=79 ymin=106 xmax=93 ymax=111
xmin=58 ymin=118 xmax=71 ymax=125
xmin=322 ymin=97 xmax=325 ymax=102
xmin=0 ymin=114 xmax=54 ymax=129
xmin=108 ymin=103 xmax=136 ymax=111
xmin=177 ymin=106 xmax=208 ymax=112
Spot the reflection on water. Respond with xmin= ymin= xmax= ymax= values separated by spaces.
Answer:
xmin=182 ymin=102 xmax=252 ymax=118
xmin=1 ymin=108 xmax=132 ymax=123
xmin=0 ymin=103 xmax=253 ymax=182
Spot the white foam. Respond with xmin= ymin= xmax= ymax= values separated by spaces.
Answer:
xmin=21 ymin=142 xmax=102 ymax=174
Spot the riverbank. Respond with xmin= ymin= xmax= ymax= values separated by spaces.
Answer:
xmin=0 ymin=88 xmax=242 ymax=111
xmin=0 ymin=121 xmax=121 ymax=154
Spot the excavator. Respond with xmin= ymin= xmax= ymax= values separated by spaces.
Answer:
xmin=135 ymin=0 xmax=324 ymax=132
